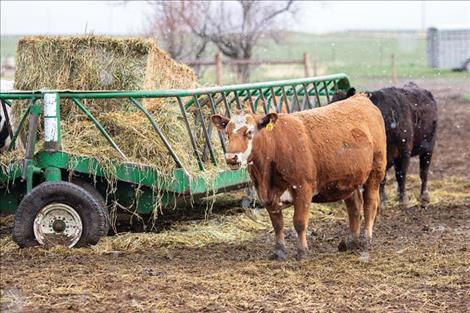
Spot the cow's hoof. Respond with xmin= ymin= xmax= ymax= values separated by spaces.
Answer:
xmin=270 ymin=249 xmax=287 ymax=261
xmin=338 ymin=238 xmax=361 ymax=252
xmin=420 ymin=191 xmax=430 ymax=207
xmin=399 ymin=196 xmax=410 ymax=209
xmin=360 ymin=237 xmax=372 ymax=251
xmin=295 ymin=249 xmax=307 ymax=261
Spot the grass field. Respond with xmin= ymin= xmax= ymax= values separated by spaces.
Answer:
xmin=2 ymin=31 xmax=469 ymax=86
xmin=210 ymin=31 xmax=470 ymax=86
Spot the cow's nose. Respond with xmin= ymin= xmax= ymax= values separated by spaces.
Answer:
xmin=225 ymin=153 xmax=238 ymax=163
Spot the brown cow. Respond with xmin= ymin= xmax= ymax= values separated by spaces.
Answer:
xmin=211 ymin=94 xmax=387 ymax=260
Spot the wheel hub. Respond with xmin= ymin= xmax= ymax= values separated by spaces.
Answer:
xmin=33 ymin=203 xmax=83 ymax=247
xmin=52 ymin=220 xmax=66 ymax=233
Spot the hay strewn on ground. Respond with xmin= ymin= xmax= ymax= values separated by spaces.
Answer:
xmin=1 ymin=175 xmax=469 ymax=312
xmin=6 ymin=36 xmax=226 ymax=190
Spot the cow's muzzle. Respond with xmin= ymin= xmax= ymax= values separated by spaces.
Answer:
xmin=225 ymin=153 xmax=241 ymax=170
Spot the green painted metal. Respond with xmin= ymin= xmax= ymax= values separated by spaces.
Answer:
xmin=1 ymin=74 xmax=349 ymax=100
xmin=7 ymin=101 xmax=32 ymax=152
xmin=0 ymin=74 xmax=350 ymax=215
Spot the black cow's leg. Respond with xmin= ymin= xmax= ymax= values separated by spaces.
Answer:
xmin=379 ymin=177 xmax=386 ymax=212
xmin=379 ymin=161 xmax=393 ymax=212
xmin=419 ymin=151 xmax=433 ymax=207
xmin=394 ymin=155 xmax=410 ymax=209
xmin=267 ymin=209 xmax=286 ymax=260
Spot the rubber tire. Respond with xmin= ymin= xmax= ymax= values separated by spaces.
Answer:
xmin=71 ymin=178 xmax=110 ymax=234
xmin=12 ymin=181 xmax=107 ymax=248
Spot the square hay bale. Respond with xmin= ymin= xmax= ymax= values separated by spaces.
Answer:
xmin=15 ymin=35 xmax=197 ymax=92
xmin=14 ymin=36 xmax=198 ymax=114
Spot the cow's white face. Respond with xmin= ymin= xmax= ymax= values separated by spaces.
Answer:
xmin=212 ymin=113 xmax=256 ymax=170
xmin=211 ymin=112 xmax=278 ymax=170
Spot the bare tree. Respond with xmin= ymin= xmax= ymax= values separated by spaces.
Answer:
xmin=183 ymin=0 xmax=296 ymax=82
xmin=146 ymin=1 xmax=210 ymax=75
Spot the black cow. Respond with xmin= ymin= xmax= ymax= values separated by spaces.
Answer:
xmin=0 ymin=101 xmax=13 ymax=153
xmin=331 ymin=83 xmax=438 ymax=208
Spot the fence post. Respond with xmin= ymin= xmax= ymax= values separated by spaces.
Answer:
xmin=215 ymin=52 xmax=222 ymax=85
xmin=391 ymin=53 xmax=398 ymax=85
xmin=303 ymin=52 xmax=311 ymax=77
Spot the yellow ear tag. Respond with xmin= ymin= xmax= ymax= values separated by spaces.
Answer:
xmin=266 ymin=121 xmax=274 ymax=131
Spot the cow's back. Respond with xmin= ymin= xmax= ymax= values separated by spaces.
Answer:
xmin=273 ymin=94 xmax=386 ymax=200
xmin=369 ymin=86 xmax=437 ymax=158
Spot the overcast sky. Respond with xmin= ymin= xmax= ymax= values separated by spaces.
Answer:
xmin=1 ymin=1 xmax=469 ymax=36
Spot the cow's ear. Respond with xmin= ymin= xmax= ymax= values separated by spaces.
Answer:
xmin=346 ymin=87 xmax=356 ymax=97
xmin=211 ymin=114 xmax=230 ymax=130
xmin=258 ymin=113 xmax=278 ymax=130
xmin=365 ymin=91 xmax=376 ymax=103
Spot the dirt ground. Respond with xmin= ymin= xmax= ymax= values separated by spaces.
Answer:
xmin=1 ymin=78 xmax=469 ymax=312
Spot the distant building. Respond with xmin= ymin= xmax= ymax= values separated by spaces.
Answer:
xmin=427 ymin=26 xmax=470 ymax=71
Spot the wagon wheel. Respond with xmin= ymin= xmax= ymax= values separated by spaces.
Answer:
xmin=71 ymin=178 xmax=110 ymax=234
xmin=12 ymin=181 xmax=108 ymax=248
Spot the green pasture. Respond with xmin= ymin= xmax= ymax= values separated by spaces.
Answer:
xmin=2 ymin=32 xmax=469 ymax=85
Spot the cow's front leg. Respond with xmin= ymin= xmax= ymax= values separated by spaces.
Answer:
xmin=267 ymin=209 xmax=286 ymax=260
xmin=293 ymin=185 xmax=313 ymax=260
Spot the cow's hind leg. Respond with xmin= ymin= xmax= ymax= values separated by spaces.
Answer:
xmin=293 ymin=185 xmax=313 ymax=260
xmin=394 ymin=154 xmax=411 ymax=209
xmin=362 ymin=174 xmax=382 ymax=249
xmin=419 ymin=150 xmax=433 ymax=207
xmin=379 ymin=161 xmax=394 ymax=212
xmin=267 ymin=210 xmax=286 ymax=260
xmin=338 ymin=189 xmax=363 ymax=252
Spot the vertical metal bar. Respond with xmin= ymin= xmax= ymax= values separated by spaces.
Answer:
xmin=22 ymin=103 xmax=41 ymax=190
xmin=234 ymin=90 xmax=243 ymax=110
xmin=265 ymin=95 xmax=273 ymax=113
xmin=202 ymin=123 xmax=213 ymax=162
xmin=221 ymin=92 xmax=232 ymax=118
xmin=43 ymin=93 xmax=61 ymax=151
xmin=23 ymin=106 xmax=39 ymax=171
xmin=281 ymin=87 xmax=291 ymax=113
xmin=176 ymin=96 xmax=204 ymax=171
xmin=313 ymin=83 xmax=321 ymax=107
xmin=207 ymin=93 xmax=227 ymax=154
xmin=246 ymin=89 xmax=256 ymax=113
xmin=258 ymin=89 xmax=268 ymax=114
xmin=277 ymin=88 xmax=284 ymax=113
xmin=292 ymin=86 xmax=302 ymax=112
xmin=302 ymin=84 xmax=312 ymax=110
xmin=270 ymin=87 xmax=280 ymax=113
xmin=323 ymin=81 xmax=331 ymax=103
xmin=193 ymin=95 xmax=217 ymax=165
xmin=333 ymin=80 xmax=338 ymax=92
xmin=129 ymin=98 xmax=186 ymax=171
xmin=7 ymin=100 xmax=32 ymax=151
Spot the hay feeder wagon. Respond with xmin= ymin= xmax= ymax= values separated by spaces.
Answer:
xmin=0 ymin=74 xmax=350 ymax=248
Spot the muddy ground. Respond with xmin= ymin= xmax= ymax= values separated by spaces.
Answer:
xmin=1 ymin=78 xmax=469 ymax=312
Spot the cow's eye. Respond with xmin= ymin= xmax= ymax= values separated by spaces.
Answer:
xmin=245 ymin=128 xmax=254 ymax=137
